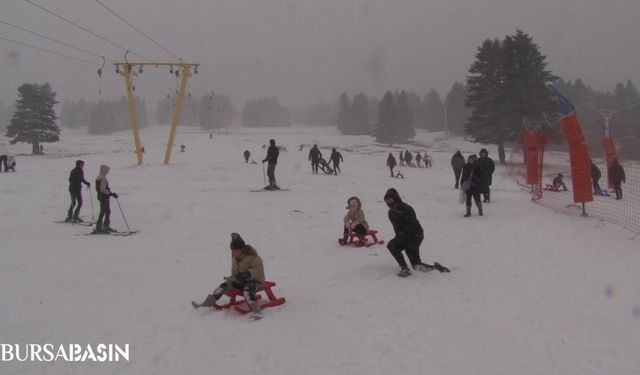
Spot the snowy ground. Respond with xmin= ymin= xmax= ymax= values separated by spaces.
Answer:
xmin=1 ymin=125 xmax=639 ymax=375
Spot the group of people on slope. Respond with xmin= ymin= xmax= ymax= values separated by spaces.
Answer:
xmin=452 ymin=148 xmax=495 ymax=217
xmin=65 ymin=160 xmax=118 ymax=234
xmin=308 ymin=144 xmax=343 ymax=175
xmin=551 ymin=158 xmax=626 ymax=200
xmin=396 ymin=150 xmax=431 ymax=168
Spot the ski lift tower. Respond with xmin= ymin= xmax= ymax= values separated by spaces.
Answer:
xmin=114 ymin=52 xmax=199 ymax=165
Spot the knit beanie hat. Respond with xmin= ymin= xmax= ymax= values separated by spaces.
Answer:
xmin=229 ymin=232 xmax=246 ymax=250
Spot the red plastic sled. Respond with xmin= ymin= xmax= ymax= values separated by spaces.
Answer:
xmin=339 ymin=229 xmax=385 ymax=248
xmin=212 ymin=281 xmax=286 ymax=314
xmin=544 ymin=184 xmax=559 ymax=192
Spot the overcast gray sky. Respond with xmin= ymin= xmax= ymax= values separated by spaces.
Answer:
xmin=1 ymin=0 xmax=639 ymax=110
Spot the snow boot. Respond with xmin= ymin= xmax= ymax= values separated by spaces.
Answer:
xmin=192 ymin=294 xmax=216 ymax=309
xmin=397 ymin=267 xmax=411 ymax=278
xmin=248 ymin=301 xmax=262 ymax=320
xmin=464 ymin=207 xmax=471 ymax=217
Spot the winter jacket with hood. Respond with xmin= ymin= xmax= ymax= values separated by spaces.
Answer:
xmin=69 ymin=160 xmax=90 ymax=193
xmin=451 ymin=151 xmax=465 ymax=169
xmin=231 ymin=245 xmax=265 ymax=283
xmin=384 ymin=188 xmax=423 ymax=242
xmin=95 ymin=165 xmax=112 ymax=201
xmin=609 ymin=160 xmax=626 ymax=183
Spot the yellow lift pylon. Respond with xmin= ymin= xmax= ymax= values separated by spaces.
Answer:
xmin=114 ymin=58 xmax=199 ymax=165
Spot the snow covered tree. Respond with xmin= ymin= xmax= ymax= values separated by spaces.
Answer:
xmin=445 ymin=82 xmax=469 ymax=135
xmin=350 ymin=93 xmax=370 ymax=135
xmin=373 ymin=91 xmax=399 ymax=146
xmin=5 ymin=83 xmax=59 ymax=154
xmin=396 ymin=90 xmax=416 ymax=140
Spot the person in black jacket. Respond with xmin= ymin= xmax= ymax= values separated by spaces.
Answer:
xmin=308 ymin=145 xmax=322 ymax=174
xmin=262 ymin=139 xmax=280 ymax=190
xmin=476 ymin=148 xmax=495 ymax=202
xmin=66 ymin=160 xmax=91 ymax=222
xmin=383 ymin=188 xmax=434 ymax=277
xmin=330 ymin=148 xmax=343 ymax=175
xmin=451 ymin=151 xmax=465 ymax=189
xmin=243 ymin=150 xmax=251 ymax=164
xmin=460 ymin=154 xmax=482 ymax=217
xmin=386 ymin=153 xmax=397 ymax=177
xmin=590 ymin=159 xmax=602 ymax=194
xmin=609 ymin=158 xmax=626 ymax=199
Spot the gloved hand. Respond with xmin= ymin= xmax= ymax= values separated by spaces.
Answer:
xmin=236 ymin=271 xmax=251 ymax=281
xmin=111 ymin=192 xmax=119 ymax=198
xmin=85 ymin=182 xmax=91 ymax=188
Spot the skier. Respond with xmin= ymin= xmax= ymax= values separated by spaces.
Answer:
xmin=590 ymin=159 xmax=602 ymax=194
xmin=383 ymin=188 xmax=434 ymax=277
xmin=460 ymin=154 xmax=483 ymax=217
xmin=415 ymin=152 xmax=422 ymax=168
xmin=262 ymin=139 xmax=279 ymax=190
xmin=243 ymin=150 xmax=251 ymax=164
xmin=192 ymin=233 xmax=265 ymax=320
xmin=552 ymin=173 xmax=568 ymax=192
xmin=66 ymin=160 xmax=91 ymax=222
xmin=609 ymin=159 xmax=626 ymax=200
xmin=308 ymin=144 xmax=322 ymax=174
xmin=451 ymin=151 xmax=465 ymax=189
xmin=93 ymin=164 xmax=118 ymax=233
xmin=476 ymin=148 xmax=495 ymax=203
xmin=330 ymin=148 xmax=343 ymax=175
xmin=339 ymin=196 xmax=369 ymax=245
xmin=386 ymin=153 xmax=397 ymax=178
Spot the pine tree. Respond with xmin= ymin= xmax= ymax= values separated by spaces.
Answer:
xmin=445 ymin=82 xmax=469 ymax=135
xmin=336 ymin=93 xmax=351 ymax=134
xmin=6 ymin=83 xmax=59 ymax=154
xmin=396 ymin=91 xmax=416 ymax=140
xmin=373 ymin=91 xmax=399 ymax=146
xmin=465 ymin=30 xmax=558 ymax=151
xmin=350 ymin=93 xmax=370 ymax=135
xmin=423 ymin=89 xmax=444 ymax=131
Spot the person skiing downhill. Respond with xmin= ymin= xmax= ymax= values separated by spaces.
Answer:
xmin=93 ymin=164 xmax=118 ymax=233
xmin=66 ymin=160 xmax=91 ymax=222
xmin=384 ymin=188 xmax=436 ymax=277
xmin=192 ymin=233 xmax=265 ymax=320
xmin=262 ymin=139 xmax=280 ymax=190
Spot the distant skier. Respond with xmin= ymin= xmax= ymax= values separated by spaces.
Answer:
xmin=590 ymin=159 xmax=602 ymax=194
xmin=476 ymin=148 xmax=495 ymax=203
xmin=451 ymin=151 xmax=465 ymax=189
xmin=386 ymin=153 xmax=397 ymax=177
xmin=609 ymin=159 xmax=626 ymax=200
xmin=192 ymin=233 xmax=265 ymax=320
xmin=262 ymin=139 xmax=280 ymax=190
xmin=243 ymin=150 xmax=251 ymax=164
xmin=66 ymin=160 xmax=91 ymax=222
xmin=308 ymin=144 xmax=322 ymax=174
xmin=383 ymin=188 xmax=435 ymax=277
xmin=93 ymin=164 xmax=118 ymax=233
xmin=460 ymin=154 xmax=482 ymax=217
xmin=330 ymin=148 xmax=343 ymax=175
xmin=339 ymin=196 xmax=369 ymax=245
xmin=552 ymin=173 xmax=568 ymax=192
xmin=415 ymin=152 xmax=422 ymax=168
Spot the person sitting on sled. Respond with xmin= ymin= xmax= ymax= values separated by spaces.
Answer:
xmin=192 ymin=233 xmax=265 ymax=319
xmin=552 ymin=173 xmax=568 ymax=191
xmin=339 ymin=196 xmax=369 ymax=245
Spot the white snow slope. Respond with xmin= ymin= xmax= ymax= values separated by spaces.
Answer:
xmin=1 ymin=126 xmax=638 ymax=375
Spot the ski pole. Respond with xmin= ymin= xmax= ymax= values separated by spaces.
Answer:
xmin=88 ymin=185 xmax=95 ymax=221
xmin=262 ymin=162 xmax=266 ymax=186
xmin=115 ymin=197 xmax=132 ymax=233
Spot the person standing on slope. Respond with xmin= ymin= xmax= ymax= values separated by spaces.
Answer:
xmin=262 ymin=139 xmax=280 ymax=190
xmin=66 ymin=160 xmax=91 ymax=222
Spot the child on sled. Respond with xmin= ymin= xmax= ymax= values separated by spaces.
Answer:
xmin=339 ymin=196 xmax=369 ymax=245
xmin=192 ymin=233 xmax=266 ymax=319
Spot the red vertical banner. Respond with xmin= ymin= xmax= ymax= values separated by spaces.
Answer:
xmin=602 ymin=137 xmax=618 ymax=189
xmin=560 ymin=114 xmax=594 ymax=203
xmin=523 ymin=131 xmax=538 ymax=184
